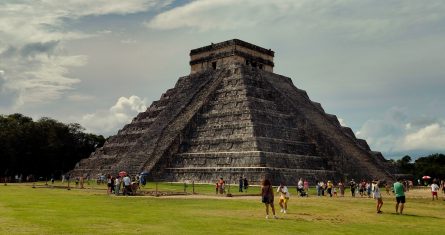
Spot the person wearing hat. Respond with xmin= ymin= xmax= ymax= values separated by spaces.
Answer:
xmin=372 ymin=179 xmax=383 ymax=213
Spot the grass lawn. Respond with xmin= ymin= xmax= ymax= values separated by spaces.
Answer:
xmin=0 ymin=183 xmax=444 ymax=234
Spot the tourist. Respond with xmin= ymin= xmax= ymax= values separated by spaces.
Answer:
xmin=303 ymin=179 xmax=309 ymax=192
xmin=261 ymin=179 xmax=277 ymax=219
xmin=316 ymin=181 xmax=321 ymax=196
xmin=297 ymin=178 xmax=303 ymax=190
xmin=115 ymin=176 xmax=121 ymax=195
xmin=349 ymin=179 xmax=357 ymax=197
xmin=80 ymin=176 xmax=85 ymax=189
xmin=394 ymin=178 xmax=406 ymax=215
xmin=277 ymin=183 xmax=290 ymax=214
xmin=327 ymin=180 xmax=333 ymax=197
xmin=107 ymin=174 xmax=112 ymax=194
xmin=366 ymin=181 xmax=372 ymax=198
xmin=243 ymin=177 xmax=249 ymax=192
xmin=297 ymin=178 xmax=304 ymax=195
xmin=403 ymin=180 xmax=409 ymax=192
xmin=441 ymin=180 xmax=444 ymax=192
xmin=359 ymin=180 xmax=366 ymax=197
xmin=385 ymin=183 xmax=391 ymax=195
xmin=372 ymin=179 xmax=383 ymax=213
xmin=218 ymin=178 xmax=225 ymax=194
xmin=123 ymin=174 xmax=131 ymax=195
xmin=338 ymin=181 xmax=345 ymax=197
xmin=431 ymin=180 xmax=440 ymax=200
xmin=320 ymin=181 xmax=326 ymax=196
xmin=239 ymin=177 xmax=243 ymax=192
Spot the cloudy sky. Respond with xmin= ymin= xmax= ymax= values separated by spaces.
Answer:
xmin=1 ymin=0 xmax=444 ymax=159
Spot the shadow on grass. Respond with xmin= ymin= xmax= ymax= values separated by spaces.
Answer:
xmin=390 ymin=212 xmax=443 ymax=219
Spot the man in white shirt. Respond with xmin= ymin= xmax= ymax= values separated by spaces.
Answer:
xmin=431 ymin=180 xmax=440 ymax=200
xmin=123 ymin=175 xmax=131 ymax=195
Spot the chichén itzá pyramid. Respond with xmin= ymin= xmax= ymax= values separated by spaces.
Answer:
xmin=71 ymin=39 xmax=395 ymax=185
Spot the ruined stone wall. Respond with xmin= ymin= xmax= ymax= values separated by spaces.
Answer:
xmin=190 ymin=40 xmax=274 ymax=74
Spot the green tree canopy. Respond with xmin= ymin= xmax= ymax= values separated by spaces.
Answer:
xmin=0 ymin=113 xmax=105 ymax=178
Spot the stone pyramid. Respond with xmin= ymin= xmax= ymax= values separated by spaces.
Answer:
xmin=72 ymin=39 xmax=394 ymax=184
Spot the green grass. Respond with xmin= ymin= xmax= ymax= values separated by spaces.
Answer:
xmin=0 ymin=183 xmax=444 ymax=234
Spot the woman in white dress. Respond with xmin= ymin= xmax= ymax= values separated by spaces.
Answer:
xmin=372 ymin=179 xmax=383 ymax=213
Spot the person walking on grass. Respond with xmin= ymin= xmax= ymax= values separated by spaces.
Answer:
xmin=372 ymin=180 xmax=383 ymax=213
xmin=431 ymin=180 xmax=440 ymax=200
xmin=261 ymin=179 xmax=277 ymax=219
xmin=277 ymin=183 xmax=290 ymax=214
xmin=394 ymin=178 xmax=406 ymax=215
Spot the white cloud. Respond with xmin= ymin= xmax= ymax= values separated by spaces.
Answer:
xmin=146 ymin=0 xmax=445 ymax=41
xmin=400 ymin=124 xmax=445 ymax=151
xmin=121 ymin=39 xmax=138 ymax=44
xmin=356 ymin=107 xmax=445 ymax=155
xmin=0 ymin=0 xmax=169 ymax=109
xmin=79 ymin=96 xmax=148 ymax=135
xmin=110 ymin=96 xmax=147 ymax=113
xmin=67 ymin=94 xmax=95 ymax=102
xmin=338 ymin=117 xmax=347 ymax=127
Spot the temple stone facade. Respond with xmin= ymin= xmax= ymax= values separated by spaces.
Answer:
xmin=71 ymin=39 xmax=395 ymax=185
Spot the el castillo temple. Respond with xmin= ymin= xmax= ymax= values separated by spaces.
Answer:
xmin=72 ymin=39 xmax=395 ymax=184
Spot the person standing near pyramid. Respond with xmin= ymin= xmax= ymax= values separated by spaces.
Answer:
xmin=238 ymin=177 xmax=243 ymax=192
xmin=261 ymin=179 xmax=277 ymax=219
xmin=349 ymin=179 xmax=357 ymax=197
xmin=277 ymin=183 xmax=290 ymax=214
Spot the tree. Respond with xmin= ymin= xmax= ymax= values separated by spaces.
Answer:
xmin=0 ymin=113 xmax=105 ymax=179
xmin=414 ymin=153 xmax=445 ymax=180
xmin=396 ymin=155 xmax=414 ymax=175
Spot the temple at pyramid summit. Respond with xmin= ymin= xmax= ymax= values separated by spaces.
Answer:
xmin=72 ymin=39 xmax=395 ymax=184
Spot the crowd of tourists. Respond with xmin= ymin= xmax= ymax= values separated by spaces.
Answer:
xmin=106 ymin=173 xmax=145 ymax=196
xmin=260 ymin=177 xmax=445 ymax=219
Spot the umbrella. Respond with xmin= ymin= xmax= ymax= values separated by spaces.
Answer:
xmin=422 ymin=176 xmax=431 ymax=180
xmin=119 ymin=171 xmax=127 ymax=177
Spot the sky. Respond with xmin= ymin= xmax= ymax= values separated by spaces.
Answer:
xmin=1 ymin=0 xmax=444 ymax=160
